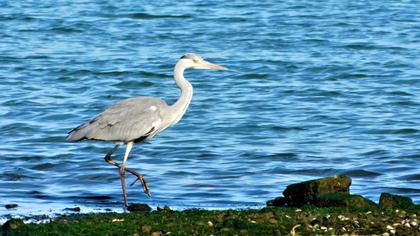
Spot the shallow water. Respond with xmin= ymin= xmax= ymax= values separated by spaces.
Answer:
xmin=0 ymin=1 xmax=419 ymax=217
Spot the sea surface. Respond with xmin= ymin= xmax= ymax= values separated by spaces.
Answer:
xmin=0 ymin=1 xmax=419 ymax=218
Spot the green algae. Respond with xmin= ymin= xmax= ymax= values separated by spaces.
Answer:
xmin=3 ymin=206 xmax=419 ymax=236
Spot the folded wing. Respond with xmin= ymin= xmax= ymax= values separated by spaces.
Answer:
xmin=67 ymin=97 xmax=167 ymax=143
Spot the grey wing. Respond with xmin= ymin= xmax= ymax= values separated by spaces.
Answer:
xmin=67 ymin=97 xmax=167 ymax=142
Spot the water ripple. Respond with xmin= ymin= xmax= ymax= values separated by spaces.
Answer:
xmin=0 ymin=0 xmax=419 ymax=217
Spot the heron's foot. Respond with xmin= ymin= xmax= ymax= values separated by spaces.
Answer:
xmin=105 ymin=155 xmax=152 ymax=198
xmin=105 ymin=154 xmax=151 ymax=197
xmin=126 ymin=168 xmax=151 ymax=197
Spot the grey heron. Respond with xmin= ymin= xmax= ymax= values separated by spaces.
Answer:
xmin=66 ymin=53 xmax=226 ymax=207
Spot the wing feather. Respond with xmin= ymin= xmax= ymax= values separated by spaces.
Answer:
xmin=67 ymin=97 xmax=167 ymax=142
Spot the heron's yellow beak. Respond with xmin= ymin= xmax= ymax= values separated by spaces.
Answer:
xmin=195 ymin=60 xmax=227 ymax=70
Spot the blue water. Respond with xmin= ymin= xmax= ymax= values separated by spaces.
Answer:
xmin=0 ymin=1 xmax=419 ymax=218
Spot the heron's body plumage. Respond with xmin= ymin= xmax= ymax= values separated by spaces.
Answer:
xmin=67 ymin=97 xmax=168 ymax=143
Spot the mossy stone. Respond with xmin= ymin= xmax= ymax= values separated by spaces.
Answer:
xmin=315 ymin=193 xmax=376 ymax=209
xmin=283 ymin=175 xmax=352 ymax=207
xmin=344 ymin=194 xmax=377 ymax=209
xmin=379 ymin=193 xmax=414 ymax=209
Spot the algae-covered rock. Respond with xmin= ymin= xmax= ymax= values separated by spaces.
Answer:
xmin=2 ymin=219 xmax=24 ymax=230
xmin=127 ymin=203 xmax=151 ymax=212
xmin=379 ymin=193 xmax=415 ymax=209
xmin=266 ymin=197 xmax=287 ymax=207
xmin=343 ymin=194 xmax=377 ymax=209
xmin=316 ymin=193 xmax=376 ymax=208
xmin=283 ymin=175 xmax=351 ymax=207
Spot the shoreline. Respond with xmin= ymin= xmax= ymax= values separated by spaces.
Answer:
xmin=3 ymin=205 xmax=419 ymax=235
xmin=3 ymin=175 xmax=419 ymax=235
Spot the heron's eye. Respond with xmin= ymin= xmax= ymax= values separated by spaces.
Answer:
xmin=192 ymin=57 xmax=199 ymax=63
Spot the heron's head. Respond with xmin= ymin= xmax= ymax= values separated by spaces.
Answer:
xmin=178 ymin=53 xmax=226 ymax=70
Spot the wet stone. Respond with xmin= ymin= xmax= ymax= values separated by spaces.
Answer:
xmin=283 ymin=175 xmax=352 ymax=207
xmin=5 ymin=204 xmax=18 ymax=209
xmin=266 ymin=197 xmax=287 ymax=207
xmin=64 ymin=207 xmax=81 ymax=212
xmin=127 ymin=203 xmax=152 ymax=212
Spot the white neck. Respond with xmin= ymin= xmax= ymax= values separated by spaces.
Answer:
xmin=169 ymin=61 xmax=193 ymax=124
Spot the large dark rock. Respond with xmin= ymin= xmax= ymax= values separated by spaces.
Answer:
xmin=266 ymin=197 xmax=287 ymax=207
xmin=379 ymin=193 xmax=415 ymax=209
xmin=5 ymin=204 xmax=18 ymax=209
xmin=283 ymin=175 xmax=351 ymax=207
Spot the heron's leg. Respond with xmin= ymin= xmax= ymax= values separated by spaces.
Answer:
xmin=104 ymin=144 xmax=120 ymax=164
xmin=104 ymin=143 xmax=151 ymax=199
xmin=119 ymin=142 xmax=133 ymax=207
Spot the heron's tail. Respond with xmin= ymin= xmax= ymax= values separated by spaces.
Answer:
xmin=66 ymin=123 xmax=90 ymax=142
